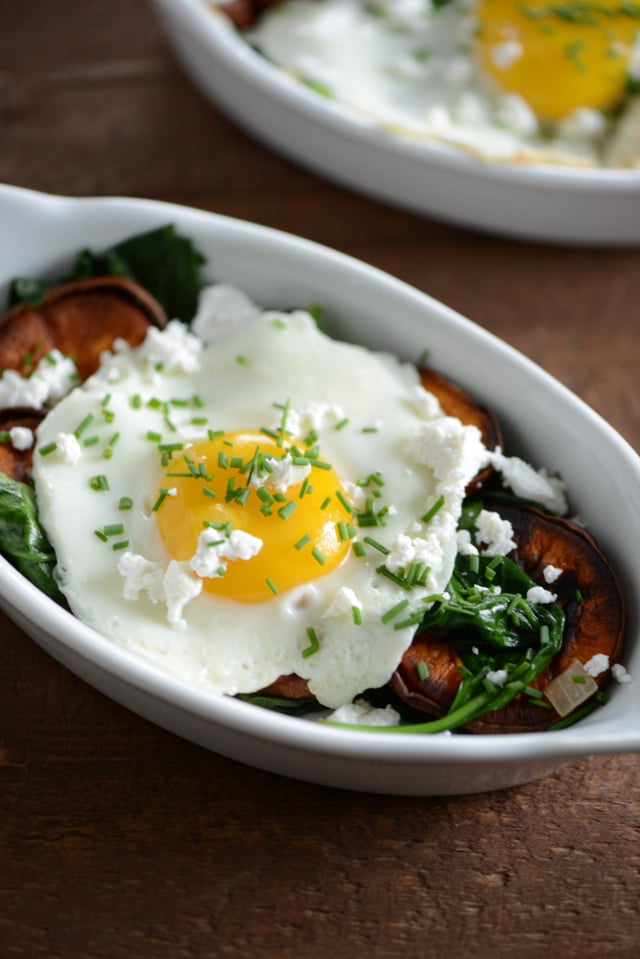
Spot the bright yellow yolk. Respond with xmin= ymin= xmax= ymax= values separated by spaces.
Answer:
xmin=154 ymin=430 xmax=352 ymax=604
xmin=476 ymin=0 xmax=638 ymax=121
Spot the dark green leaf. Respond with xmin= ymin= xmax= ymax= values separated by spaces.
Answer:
xmin=0 ymin=471 xmax=64 ymax=602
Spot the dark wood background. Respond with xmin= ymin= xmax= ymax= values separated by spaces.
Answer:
xmin=2 ymin=2 xmax=640 ymax=957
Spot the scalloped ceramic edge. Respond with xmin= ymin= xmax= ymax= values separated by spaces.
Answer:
xmin=1 ymin=184 xmax=640 ymax=796
xmin=148 ymin=0 xmax=640 ymax=246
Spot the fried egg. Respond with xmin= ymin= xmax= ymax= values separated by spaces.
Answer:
xmin=245 ymin=0 xmax=640 ymax=167
xmin=31 ymin=291 xmax=486 ymax=709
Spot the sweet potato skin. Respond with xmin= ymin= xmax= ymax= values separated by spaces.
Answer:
xmin=0 ymin=276 xmax=167 ymax=382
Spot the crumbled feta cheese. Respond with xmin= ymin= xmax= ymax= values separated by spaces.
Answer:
xmin=138 ymin=320 xmax=202 ymax=374
xmin=327 ymin=699 xmax=401 ymax=727
xmin=386 ymin=532 xmax=443 ymax=575
xmin=9 ymin=426 xmax=34 ymax=451
xmin=323 ymin=586 xmax=362 ymax=620
xmin=488 ymin=449 xmax=568 ymax=515
xmin=612 ymin=663 xmax=632 ymax=684
xmin=192 ymin=284 xmax=261 ymax=343
xmin=584 ymin=653 xmax=610 ymax=678
xmin=50 ymin=432 xmax=82 ymax=465
xmin=163 ymin=561 xmax=203 ymax=629
xmin=118 ymin=552 xmax=165 ymax=603
xmin=496 ymin=93 xmax=538 ymax=136
xmin=456 ymin=528 xmax=479 ymax=556
xmin=526 ymin=585 xmax=557 ymax=605
xmin=543 ymin=564 xmax=563 ymax=584
xmin=295 ymin=402 xmax=346 ymax=434
xmin=249 ymin=452 xmax=311 ymax=492
xmin=486 ymin=669 xmax=508 ymax=687
xmin=0 ymin=350 xmax=77 ymax=409
xmin=407 ymin=417 xmax=486 ymax=490
xmin=474 ymin=509 xmax=516 ymax=557
xmin=490 ymin=40 xmax=523 ymax=70
xmin=189 ymin=528 xmax=263 ymax=579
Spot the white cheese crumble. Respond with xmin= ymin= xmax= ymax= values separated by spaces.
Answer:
xmin=490 ymin=40 xmax=523 ymax=71
xmin=612 ymin=663 xmax=632 ymax=684
xmin=474 ymin=509 xmax=516 ymax=557
xmin=9 ymin=426 xmax=34 ymax=451
xmin=117 ymin=552 xmax=203 ymax=630
xmin=486 ymin=669 xmax=508 ymax=687
xmin=543 ymin=564 xmax=563 ymax=584
xmin=322 ymin=586 xmax=363 ymax=620
xmin=526 ymin=585 xmax=557 ymax=605
xmin=583 ymin=653 xmax=610 ymax=678
xmin=48 ymin=431 xmax=82 ymax=465
xmin=189 ymin=528 xmax=263 ymax=579
xmin=138 ymin=320 xmax=202 ymax=374
xmin=488 ymin=449 xmax=568 ymax=515
xmin=0 ymin=350 xmax=77 ymax=409
xmin=249 ymin=452 xmax=311 ymax=492
xmin=456 ymin=528 xmax=479 ymax=556
xmin=327 ymin=699 xmax=401 ymax=727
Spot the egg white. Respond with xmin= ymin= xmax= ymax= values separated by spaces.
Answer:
xmin=32 ymin=301 xmax=486 ymax=709
xmin=245 ymin=0 xmax=640 ymax=168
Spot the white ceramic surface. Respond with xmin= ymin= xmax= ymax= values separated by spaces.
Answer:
xmin=149 ymin=0 xmax=640 ymax=247
xmin=1 ymin=184 xmax=639 ymax=796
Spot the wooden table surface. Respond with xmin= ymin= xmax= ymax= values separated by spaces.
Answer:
xmin=2 ymin=2 xmax=640 ymax=957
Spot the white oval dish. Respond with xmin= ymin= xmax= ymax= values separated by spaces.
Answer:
xmin=1 ymin=183 xmax=639 ymax=796
xmin=148 ymin=0 xmax=640 ymax=246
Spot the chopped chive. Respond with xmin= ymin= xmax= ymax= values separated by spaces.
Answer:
xmin=302 ymin=627 xmax=320 ymax=658
xmin=352 ymin=541 xmax=366 ymax=557
xmin=352 ymin=606 xmax=362 ymax=625
xmin=334 ymin=417 xmax=349 ymax=431
xmin=394 ymin=610 xmax=429 ymax=630
xmin=234 ymin=488 xmax=250 ymax=506
xmin=257 ymin=487 xmax=275 ymax=505
xmin=416 ymin=661 xmax=430 ymax=680
xmin=320 ymin=496 xmax=331 ymax=511
xmin=311 ymin=460 xmax=332 ymax=471
xmin=112 ymin=540 xmax=130 ymax=551
xmin=39 ymin=441 xmax=58 ymax=456
xmin=572 ymin=674 xmax=587 ymax=684
xmin=218 ymin=451 xmax=228 ymax=469
xmin=311 ymin=547 xmax=325 ymax=566
xmin=152 ymin=488 xmax=171 ymax=511
xmin=421 ymin=495 xmax=445 ymax=524
xmin=363 ymin=535 xmax=390 ymax=555
xmin=192 ymin=393 xmax=204 ymax=408
xmin=266 ymin=578 xmax=279 ymax=595
xmin=299 ymin=476 xmax=310 ymax=499
xmin=278 ymin=500 xmax=297 ymax=520
xmin=335 ymin=490 xmax=353 ymax=514
xmin=90 ymin=474 xmax=110 ymax=491
xmin=103 ymin=523 xmax=125 ymax=537
xmin=381 ymin=599 xmax=410 ymax=624
xmin=202 ymin=487 xmax=216 ymax=499
xmin=119 ymin=496 xmax=133 ymax=510
xmin=271 ymin=317 xmax=287 ymax=329
xmin=83 ymin=435 xmax=100 ymax=447
xmin=361 ymin=426 xmax=379 ymax=433
xmin=103 ymin=409 xmax=116 ymax=423
xmin=102 ymin=448 xmax=114 ymax=460
xmin=159 ymin=442 xmax=184 ymax=452
xmin=236 ymin=355 xmax=248 ymax=365
xmin=346 ymin=523 xmax=357 ymax=538
xmin=146 ymin=430 xmax=162 ymax=443
xmin=336 ymin=520 xmax=349 ymax=542
xmin=208 ymin=429 xmax=224 ymax=440
xmin=130 ymin=394 xmax=142 ymax=409
xmin=230 ymin=456 xmax=244 ymax=469
xmin=295 ymin=534 xmax=311 ymax=550
xmin=94 ymin=529 xmax=108 ymax=542
xmin=73 ymin=413 xmax=94 ymax=438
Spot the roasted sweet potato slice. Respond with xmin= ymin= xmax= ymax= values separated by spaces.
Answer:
xmin=0 ymin=276 xmax=167 ymax=382
xmin=0 ymin=408 xmax=45 ymax=482
xmin=390 ymin=503 xmax=625 ymax=732
xmin=258 ymin=673 xmax=313 ymax=700
xmin=419 ymin=367 xmax=502 ymax=494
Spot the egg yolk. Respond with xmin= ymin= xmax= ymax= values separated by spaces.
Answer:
xmin=154 ymin=430 xmax=352 ymax=604
xmin=476 ymin=0 xmax=638 ymax=121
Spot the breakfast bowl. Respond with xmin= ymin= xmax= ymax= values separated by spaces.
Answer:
xmin=1 ymin=183 xmax=639 ymax=796
xmin=148 ymin=0 xmax=640 ymax=246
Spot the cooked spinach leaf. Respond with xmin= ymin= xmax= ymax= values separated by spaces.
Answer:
xmin=0 ymin=471 xmax=63 ymax=602
xmin=236 ymin=693 xmax=319 ymax=716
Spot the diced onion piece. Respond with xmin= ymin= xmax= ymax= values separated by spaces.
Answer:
xmin=544 ymin=660 xmax=598 ymax=718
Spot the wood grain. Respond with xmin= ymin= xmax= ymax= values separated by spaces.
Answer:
xmin=2 ymin=2 xmax=640 ymax=957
